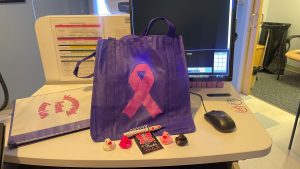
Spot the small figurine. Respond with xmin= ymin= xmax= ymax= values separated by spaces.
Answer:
xmin=159 ymin=131 xmax=173 ymax=145
xmin=119 ymin=135 xmax=132 ymax=149
xmin=103 ymin=138 xmax=116 ymax=151
xmin=175 ymin=134 xmax=188 ymax=146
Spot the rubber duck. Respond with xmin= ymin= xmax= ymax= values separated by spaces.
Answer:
xmin=175 ymin=134 xmax=188 ymax=146
xmin=119 ymin=135 xmax=132 ymax=149
xmin=103 ymin=138 xmax=116 ymax=151
xmin=159 ymin=131 xmax=173 ymax=145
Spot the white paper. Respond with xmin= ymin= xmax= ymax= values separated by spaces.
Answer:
xmin=51 ymin=18 xmax=103 ymax=81
xmin=11 ymin=87 xmax=92 ymax=136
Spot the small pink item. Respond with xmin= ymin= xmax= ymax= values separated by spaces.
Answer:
xmin=119 ymin=135 xmax=132 ymax=149
xmin=159 ymin=131 xmax=173 ymax=145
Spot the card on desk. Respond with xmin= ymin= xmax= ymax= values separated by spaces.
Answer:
xmin=8 ymin=87 xmax=92 ymax=148
xmin=133 ymin=132 xmax=163 ymax=154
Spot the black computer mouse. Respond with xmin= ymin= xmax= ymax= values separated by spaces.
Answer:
xmin=204 ymin=110 xmax=236 ymax=133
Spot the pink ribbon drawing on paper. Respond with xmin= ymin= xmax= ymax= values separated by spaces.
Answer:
xmin=122 ymin=64 xmax=162 ymax=119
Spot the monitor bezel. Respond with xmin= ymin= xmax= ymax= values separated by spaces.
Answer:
xmin=129 ymin=0 xmax=237 ymax=82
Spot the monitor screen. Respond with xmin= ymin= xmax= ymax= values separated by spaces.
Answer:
xmin=130 ymin=0 xmax=236 ymax=81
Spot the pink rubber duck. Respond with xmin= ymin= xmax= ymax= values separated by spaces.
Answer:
xmin=119 ymin=135 xmax=132 ymax=149
xmin=159 ymin=131 xmax=173 ymax=145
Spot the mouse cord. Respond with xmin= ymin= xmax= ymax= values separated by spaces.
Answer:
xmin=190 ymin=92 xmax=208 ymax=114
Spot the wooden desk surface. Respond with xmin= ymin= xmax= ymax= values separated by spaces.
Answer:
xmin=3 ymin=83 xmax=272 ymax=168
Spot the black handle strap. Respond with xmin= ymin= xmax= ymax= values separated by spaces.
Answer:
xmin=141 ymin=17 xmax=176 ymax=37
xmin=73 ymin=52 xmax=96 ymax=78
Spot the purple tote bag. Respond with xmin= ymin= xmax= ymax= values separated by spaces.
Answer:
xmin=74 ymin=17 xmax=195 ymax=142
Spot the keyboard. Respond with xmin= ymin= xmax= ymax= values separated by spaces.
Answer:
xmin=190 ymin=81 xmax=224 ymax=88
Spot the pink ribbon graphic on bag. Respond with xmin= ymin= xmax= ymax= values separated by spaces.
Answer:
xmin=123 ymin=64 xmax=162 ymax=119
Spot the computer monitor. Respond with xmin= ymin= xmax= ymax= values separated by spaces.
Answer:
xmin=130 ymin=0 xmax=237 ymax=81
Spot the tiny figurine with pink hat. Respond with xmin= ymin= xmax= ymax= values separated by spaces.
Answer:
xmin=159 ymin=131 xmax=173 ymax=145
xmin=103 ymin=138 xmax=116 ymax=151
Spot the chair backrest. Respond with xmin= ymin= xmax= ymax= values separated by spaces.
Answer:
xmin=286 ymin=35 xmax=300 ymax=51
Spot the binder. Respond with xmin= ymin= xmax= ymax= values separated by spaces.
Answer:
xmin=8 ymin=87 xmax=91 ymax=148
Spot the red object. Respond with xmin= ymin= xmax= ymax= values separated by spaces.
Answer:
xmin=38 ymin=102 xmax=51 ymax=119
xmin=232 ymin=105 xmax=248 ymax=113
xmin=119 ymin=136 xmax=132 ymax=149
xmin=63 ymin=95 xmax=80 ymax=116
xmin=135 ymin=132 xmax=155 ymax=145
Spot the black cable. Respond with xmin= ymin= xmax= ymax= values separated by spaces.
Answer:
xmin=190 ymin=92 xmax=208 ymax=114
xmin=0 ymin=73 xmax=9 ymax=111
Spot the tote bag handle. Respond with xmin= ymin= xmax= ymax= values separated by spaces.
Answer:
xmin=73 ymin=52 xmax=95 ymax=78
xmin=141 ymin=17 xmax=176 ymax=37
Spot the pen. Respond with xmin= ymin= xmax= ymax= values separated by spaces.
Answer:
xmin=123 ymin=125 xmax=162 ymax=137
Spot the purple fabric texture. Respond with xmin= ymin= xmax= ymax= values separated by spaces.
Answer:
xmin=75 ymin=17 xmax=195 ymax=142
xmin=8 ymin=119 xmax=90 ymax=149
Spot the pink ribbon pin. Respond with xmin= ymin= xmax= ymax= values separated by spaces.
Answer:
xmin=123 ymin=64 xmax=162 ymax=119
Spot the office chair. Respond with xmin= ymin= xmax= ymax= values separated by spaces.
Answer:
xmin=289 ymin=102 xmax=300 ymax=150
xmin=277 ymin=35 xmax=300 ymax=80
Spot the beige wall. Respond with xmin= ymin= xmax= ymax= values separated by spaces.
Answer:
xmin=0 ymin=1 xmax=45 ymax=105
xmin=263 ymin=0 xmax=300 ymax=68
xmin=262 ymin=0 xmax=269 ymax=21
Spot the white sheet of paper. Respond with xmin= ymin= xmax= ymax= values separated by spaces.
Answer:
xmin=11 ymin=87 xmax=92 ymax=136
xmin=51 ymin=18 xmax=103 ymax=81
